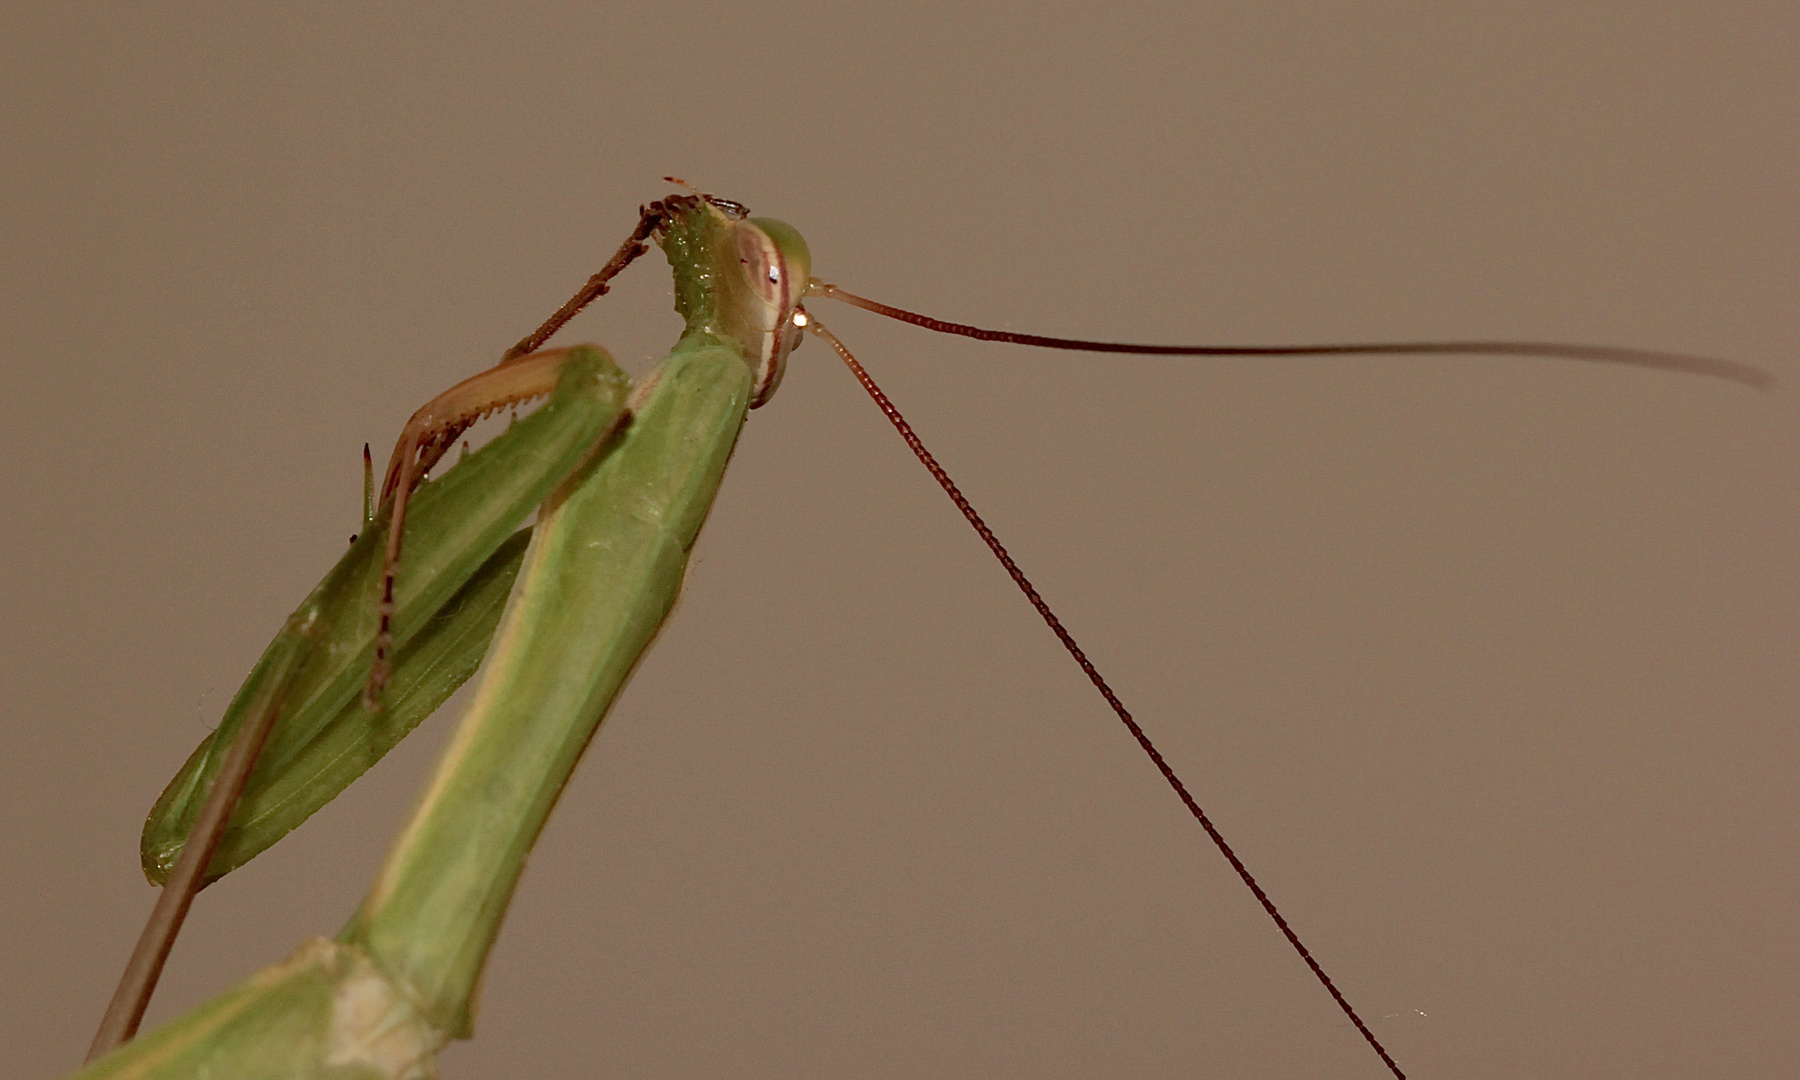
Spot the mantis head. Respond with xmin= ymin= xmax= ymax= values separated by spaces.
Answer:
xmin=725 ymin=215 xmax=811 ymax=407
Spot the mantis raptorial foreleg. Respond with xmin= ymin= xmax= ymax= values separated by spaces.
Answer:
xmin=366 ymin=346 xmax=623 ymax=703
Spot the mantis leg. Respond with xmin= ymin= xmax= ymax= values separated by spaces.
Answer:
xmin=369 ymin=346 xmax=613 ymax=702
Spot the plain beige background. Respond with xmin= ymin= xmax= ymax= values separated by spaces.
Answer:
xmin=4 ymin=4 xmax=1797 ymax=1078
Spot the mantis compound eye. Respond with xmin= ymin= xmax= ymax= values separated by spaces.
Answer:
xmin=737 ymin=225 xmax=785 ymax=307
xmin=740 ymin=217 xmax=810 ymax=313
xmin=730 ymin=216 xmax=812 ymax=407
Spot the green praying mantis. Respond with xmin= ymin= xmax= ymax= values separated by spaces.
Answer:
xmin=66 ymin=186 xmax=1769 ymax=1080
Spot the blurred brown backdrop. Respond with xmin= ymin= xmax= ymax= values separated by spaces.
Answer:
xmin=3 ymin=4 xmax=1797 ymax=1078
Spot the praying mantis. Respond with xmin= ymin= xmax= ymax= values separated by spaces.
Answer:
xmin=62 ymin=186 xmax=1769 ymax=1080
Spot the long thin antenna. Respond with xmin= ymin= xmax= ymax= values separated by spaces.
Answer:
xmin=812 ymin=281 xmax=1772 ymax=391
xmin=804 ymin=314 xmax=1410 ymax=1080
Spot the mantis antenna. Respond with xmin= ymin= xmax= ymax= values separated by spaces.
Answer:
xmin=810 ymin=280 xmax=1773 ymax=390
xmin=798 ymin=286 xmax=1768 ymax=1080
xmin=802 ymin=311 xmax=1413 ymax=1079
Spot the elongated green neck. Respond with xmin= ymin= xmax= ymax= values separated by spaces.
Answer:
xmin=659 ymin=196 xmax=737 ymax=343
xmin=337 ymin=336 xmax=753 ymax=1039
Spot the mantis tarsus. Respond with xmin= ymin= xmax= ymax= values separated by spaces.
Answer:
xmin=73 ymin=186 xmax=1766 ymax=1080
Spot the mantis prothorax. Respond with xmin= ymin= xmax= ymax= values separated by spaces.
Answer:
xmin=78 ymin=187 xmax=1767 ymax=1080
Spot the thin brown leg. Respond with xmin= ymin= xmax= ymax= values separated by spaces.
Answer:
xmin=86 ymin=613 xmax=314 ymax=1062
xmin=500 ymin=200 xmax=668 ymax=363
xmin=365 ymin=347 xmax=579 ymax=705
xmin=368 ymin=199 xmax=685 ymax=703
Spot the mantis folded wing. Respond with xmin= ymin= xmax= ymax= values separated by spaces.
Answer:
xmin=141 ymin=348 xmax=629 ymax=885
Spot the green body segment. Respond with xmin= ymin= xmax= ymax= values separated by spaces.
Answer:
xmin=66 ymin=938 xmax=442 ymax=1080
xmin=341 ymin=337 xmax=752 ymax=1036
xmin=141 ymin=348 xmax=631 ymax=885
